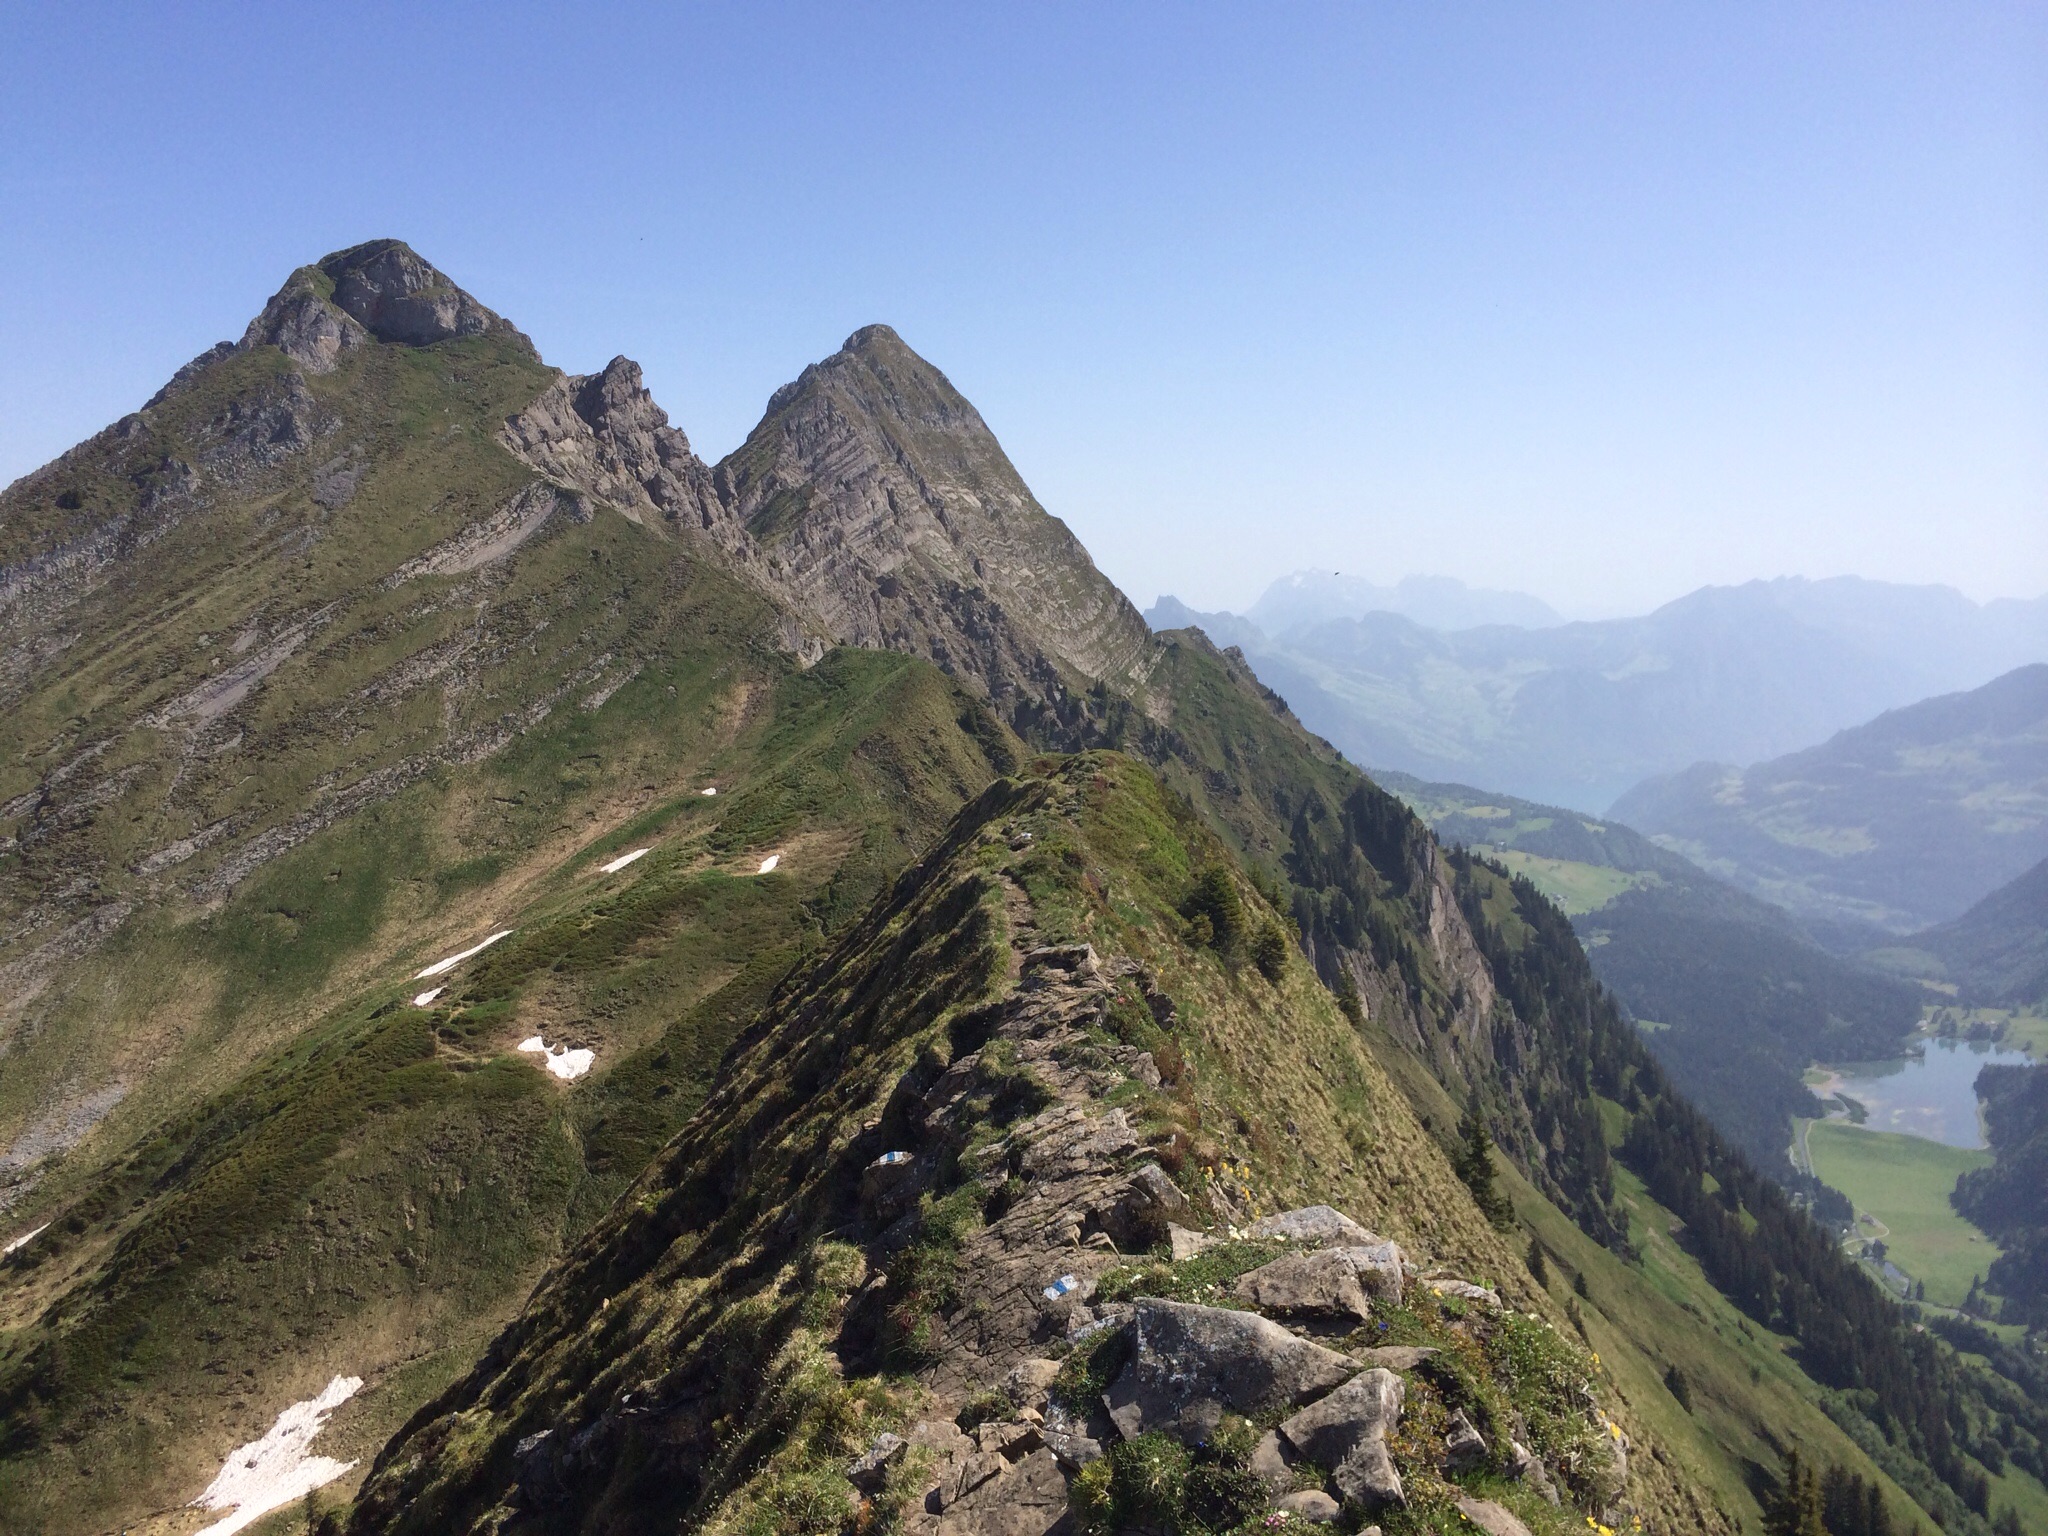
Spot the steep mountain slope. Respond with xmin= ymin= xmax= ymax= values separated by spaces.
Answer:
xmin=1145 ymin=581 xmax=2048 ymax=813
xmin=1897 ymin=855 xmax=2048 ymax=1007
xmin=1953 ymin=1062 xmax=2048 ymax=1327
xmin=340 ymin=753 xmax=1721 ymax=1536
xmin=500 ymin=324 xmax=1158 ymax=732
xmin=2 ymin=241 xmax=2039 ymax=1535
xmin=1614 ymin=665 xmax=2048 ymax=935
xmin=0 ymin=244 xmax=1027 ymax=1533
xmin=1377 ymin=772 xmax=1922 ymax=1175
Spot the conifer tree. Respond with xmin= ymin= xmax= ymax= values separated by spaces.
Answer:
xmin=1455 ymin=1101 xmax=1513 ymax=1229
xmin=1765 ymin=1450 xmax=1826 ymax=1536
xmin=1526 ymin=1236 xmax=1549 ymax=1288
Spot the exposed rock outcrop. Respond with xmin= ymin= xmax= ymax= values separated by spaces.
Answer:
xmin=1101 ymin=1298 xmax=1359 ymax=1441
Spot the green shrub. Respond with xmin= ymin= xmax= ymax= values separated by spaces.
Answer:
xmin=1068 ymin=1428 xmax=1266 ymax=1536
xmin=1250 ymin=922 xmax=1290 ymax=982
xmin=1181 ymin=868 xmax=1245 ymax=954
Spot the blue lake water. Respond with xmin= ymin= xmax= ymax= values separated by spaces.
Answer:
xmin=1823 ymin=1037 xmax=2035 ymax=1150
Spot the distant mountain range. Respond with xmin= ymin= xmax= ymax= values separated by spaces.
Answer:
xmin=1246 ymin=571 xmax=1564 ymax=633
xmin=1149 ymin=578 xmax=2048 ymax=812
xmin=1615 ymin=664 xmax=2048 ymax=937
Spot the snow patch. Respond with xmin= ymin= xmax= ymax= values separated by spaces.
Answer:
xmin=756 ymin=854 xmax=779 ymax=874
xmin=412 ymin=987 xmax=444 ymax=1008
xmin=599 ymin=847 xmax=649 ymax=874
xmin=3 ymin=1223 xmax=48 ymax=1257
xmin=192 ymin=1374 xmax=362 ymax=1536
xmin=517 ymin=1035 xmax=594 ymax=1081
xmin=701 ymin=786 xmax=717 ymax=796
xmin=414 ymin=929 xmax=513 ymax=979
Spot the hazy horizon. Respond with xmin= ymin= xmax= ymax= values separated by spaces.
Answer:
xmin=4 ymin=3 xmax=2042 ymax=617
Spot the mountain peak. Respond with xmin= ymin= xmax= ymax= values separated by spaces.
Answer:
xmin=840 ymin=321 xmax=904 ymax=351
xmin=239 ymin=238 xmax=532 ymax=373
xmin=713 ymin=326 xmax=1154 ymax=716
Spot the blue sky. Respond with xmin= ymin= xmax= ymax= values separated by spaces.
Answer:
xmin=3 ymin=2 xmax=2041 ymax=616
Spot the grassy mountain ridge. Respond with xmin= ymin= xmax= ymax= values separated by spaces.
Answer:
xmin=339 ymin=752 xmax=1727 ymax=1536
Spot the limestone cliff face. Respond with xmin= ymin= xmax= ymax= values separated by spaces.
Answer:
xmin=240 ymin=238 xmax=535 ymax=372
xmin=712 ymin=326 xmax=1157 ymax=713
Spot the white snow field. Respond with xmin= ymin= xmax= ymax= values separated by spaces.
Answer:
xmin=192 ymin=1374 xmax=362 ymax=1536
xmin=412 ymin=987 xmax=444 ymax=1008
xmin=701 ymin=786 xmax=717 ymax=795
xmin=2 ymin=1223 xmax=49 ymax=1257
xmin=413 ymin=929 xmax=513 ymax=979
xmin=517 ymin=1035 xmax=595 ymax=1081
xmin=757 ymin=854 xmax=780 ymax=874
xmin=599 ymin=847 xmax=649 ymax=874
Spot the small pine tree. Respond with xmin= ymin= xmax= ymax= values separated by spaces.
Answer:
xmin=1992 ymin=1507 xmax=2024 ymax=1536
xmin=1664 ymin=1363 xmax=1693 ymax=1412
xmin=1454 ymin=1102 xmax=1512 ymax=1229
xmin=1182 ymin=867 xmax=1245 ymax=953
xmin=1250 ymin=922 xmax=1290 ymax=982
xmin=1333 ymin=970 xmax=1364 ymax=1027
xmin=1574 ymin=1269 xmax=1590 ymax=1299
xmin=1764 ymin=1450 xmax=1826 ymax=1536
xmin=1525 ymin=1236 xmax=1549 ymax=1288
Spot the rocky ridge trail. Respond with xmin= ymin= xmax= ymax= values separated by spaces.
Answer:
xmin=340 ymin=755 xmax=1699 ymax=1536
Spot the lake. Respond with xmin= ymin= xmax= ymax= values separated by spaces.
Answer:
xmin=1819 ymin=1037 xmax=2036 ymax=1150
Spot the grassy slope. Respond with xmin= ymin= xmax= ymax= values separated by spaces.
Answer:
xmin=339 ymin=752 xmax=1723 ymax=1536
xmin=0 ymin=639 xmax=1018 ymax=1535
xmin=0 ymin=320 xmax=1027 ymax=1533
xmin=1805 ymin=1123 xmax=1999 ymax=1308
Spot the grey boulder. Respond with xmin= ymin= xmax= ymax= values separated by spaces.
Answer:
xmin=1232 ymin=1249 xmax=1373 ymax=1325
xmin=1351 ymin=1345 xmax=1437 ymax=1371
xmin=1443 ymin=1409 xmax=1487 ymax=1472
xmin=1277 ymin=1367 xmax=1405 ymax=1511
xmin=1332 ymin=1241 xmax=1407 ymax=1302
xmin=1102 ymin=1299 xmax=1359 ymax=1442
xmin=1248 ymin=1205 xmax=1376 ymax=1246
xmin=1275 ymin=1490 xmax=1342 ymax=1522
xmin=936 ymin=1448 xmax=1071 ymax=1536
xmin=1424 ymin=1278 xmax=1502 ymax=1311
xmin=1454 ymin=1499 xmax=1534 ymax=1536
xmin=847 ymin=1431 xmax=909 ymax=1491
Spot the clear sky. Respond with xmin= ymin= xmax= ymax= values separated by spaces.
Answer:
xmin=3 ymin=2 xmax=2042 ymax=617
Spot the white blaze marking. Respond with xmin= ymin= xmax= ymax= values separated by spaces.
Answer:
xmin=192 ymin=1375 xmax=362 ymax=1536
xmin=2 ymin=1224 xmax=49 ymax=1257
xmin=599 ymin=847 xmax=649 ymax=874
xmin=413 ymin=930 xmax=513 ymax=979
xmin=757 ymin=854 xmax=779 ymax=874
